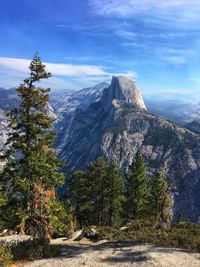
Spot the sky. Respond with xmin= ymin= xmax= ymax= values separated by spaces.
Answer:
xmin=0 ymin=0 xmax=200 ymax=101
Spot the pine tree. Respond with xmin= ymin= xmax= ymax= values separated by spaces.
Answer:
xmin=88 ymin=157 xmax=124 ymax=226
xmin=48 ymin=199 xmax=75 ymax=237
xmin=151 ymin=169 xmax=165 ymax=219
xmin=88 ymin=157 xmax=109 ymax=226
xmin=68 ymin=158 xmax=124 ymax=227
xmin=0 ymin=53 xmax=64 ymax=237
xmin=106 ymin=162 xmax=124 ymax=226
xmin=67 ymin=170 xmax=93 ymax=227
xmin=151 ymin=170 xmax=173 ymax=231
xmin=126 ymin=151 xmax=150 ymax=220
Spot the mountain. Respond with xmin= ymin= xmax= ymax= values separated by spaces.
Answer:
xmin=105 ymin=76 xmax=146 ymax=110
xmin=58 ymin=76 xmax=200 ymax=222
xmin=145 ymin=97 xmax=200 ymax=124
xmin=0 ymin=83 xmax=108 ymax=149
xmin=1 ymin=78 xmax=200 ymax=221
xmin=0 ymin=108 xmax=9 ymax=168
xmin=185 ymin=120 xmax=200 ymax=134
xmin=50 ymin=82 xmax=108 ymax=115
xmin=58 ymin=76 xmax=146 ymax=165
xmin=53 ymin=82 xmax=108 ymax=148
xmin=0 ymin=87 xmax=19 ymax=110
xmin=0 ymin=108 xmax=8 ymax=148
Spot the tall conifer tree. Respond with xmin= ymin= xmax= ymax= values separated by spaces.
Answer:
xmin=0 ymin=53 xmax=64 ymax=237
xmin=88 ymin=157 xmax=109 ymax=226
xmin=126 ymin=151 xmax=150 ymax=219
xmin=151 ymin=169 xmax=165 ymax=219
xmin=88 ymin=158 xmax=124 ymax=226
xmin=151 ymin=170 xmax=173 ymax=231
xmin=68 ymin=158 xmax=124 ymax=227
xmin=67 ymin=170 xmax=93 ymax=227
xmin=106 ymin=162 xmax=124 ymax=226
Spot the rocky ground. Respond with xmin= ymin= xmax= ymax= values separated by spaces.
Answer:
xmin=20 ymin=238 xmax=200 ymax=267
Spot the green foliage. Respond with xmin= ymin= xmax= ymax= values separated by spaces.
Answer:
xmin=151 ymin=170 xmax=173 ymax=231
xmin=151 ymin=170 xmax=166 ymax=219
xmin=67 ymin=170 xmax=93 ymax=227
xmin=0 ymin=191 xmax=6 ymax=207
xmin=126 ymin=151 xmax=150 ymax=219
xmin=0 ymin=237 xmax=61 ymax=264
xmin=68 ymin=158 xmax=124 ymax=227
xmin=104 ymin=162 xmax=125 ymax=226
xmin=82 ymin=220 xmax=200 ymax=252
xmin=0 ymin=244 xmax=13 ymax=267
xmin=0 ymin=53 xmax=64 ymax=237
xmin=88 ymin=157 xmax=109 ymax=226
xmin=24 ymin=238 xmax=51 ymax=260
xmin=144 ymin=125 xmax=177 ymax=148
xmin=88 ymin=158 xmax=124 ymax=226
xmin=48 ymin=199 xmax=74 ymax=237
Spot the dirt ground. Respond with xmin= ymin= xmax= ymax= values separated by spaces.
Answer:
xmin=20 ymin=238 xmax=200 ymax=267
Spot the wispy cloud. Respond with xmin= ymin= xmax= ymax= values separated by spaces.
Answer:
xmin=114 ymin=29 xmax=137 ymax=40
xmin=77 ymin=70 xmax=137 ymax=86
xmin=157 ymin=48 xmax=196 ymax=65
xmin=64 ymin=55 xmax=116 ymax=64
xmin=189 ymin=77 xmax=200 ymax=83
xmin=90 ymin=0 xmax=200 ymax=28
xmin=0 ymin=57 xmax=107 ymax=76
xmin=0 ymin=57 xmax=137 ymax=89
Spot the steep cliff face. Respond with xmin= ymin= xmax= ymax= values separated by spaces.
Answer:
xmin=108 ymin=76 xmax=146 ymax=110
xmin=58 ymin=76 xmax=147 ymax=170
xmin=0 ymin=109 xmax=9 ymax=168
xmin=59 ymin=76 xmax=200 ymax=222
xmin=53 ymin=82 xmax=108 ymax=149
xmin=0 ymin=109 xmax=8 ymax=149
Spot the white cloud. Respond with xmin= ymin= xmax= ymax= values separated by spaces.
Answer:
xmin=0 ymin=57 xmax=137 ymax=89
xmin=0 ymin=57 xmax=107 ymax=76
xmin=90 ymin=0 xmax=200 ymax=28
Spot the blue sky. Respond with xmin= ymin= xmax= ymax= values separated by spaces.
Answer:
xmin=0 ymin=0 xmax=200 ymax=101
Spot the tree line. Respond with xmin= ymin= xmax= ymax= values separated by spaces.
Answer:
xmin=0 ymin=54 xmax=172 ymax=238
xmin=68 ymin=152 xmax=172 ymax=232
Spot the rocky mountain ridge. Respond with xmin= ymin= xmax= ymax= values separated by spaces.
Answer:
xmin=56 ymin=76 xmax=200 ymax=222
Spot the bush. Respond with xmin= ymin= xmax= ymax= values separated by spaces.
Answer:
xmin=79 ymin=220 xmax=200 ymax=252
xmin=48 ymin=199 xmax=76 ymax=238
xmin=19 ymin=238 xmax=50 ymax=260
xmin=0 ymin=236 xmax=59 ymax=261
xmin=0 ymin=244 xmax=13 ymax=267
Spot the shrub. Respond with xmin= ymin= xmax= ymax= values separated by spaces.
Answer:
xmin=79 ymin=220 xmax=200 ymax=252
xmin=0 ymin=236 xmax=59 ymax=261
xmin=0 ymin=244 xmax=13 ymax=267
xmin=48 ymin=199 xmax=74 ymax=238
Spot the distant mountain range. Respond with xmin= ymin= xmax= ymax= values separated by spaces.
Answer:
xmin=0 ymin=78 xmax=200 ymax=222
xmin=1 ymin=84 xmax=200 ymax=125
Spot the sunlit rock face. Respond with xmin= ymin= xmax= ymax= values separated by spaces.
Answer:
xmin=108 ymin=76 xmax=146 ymax=110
